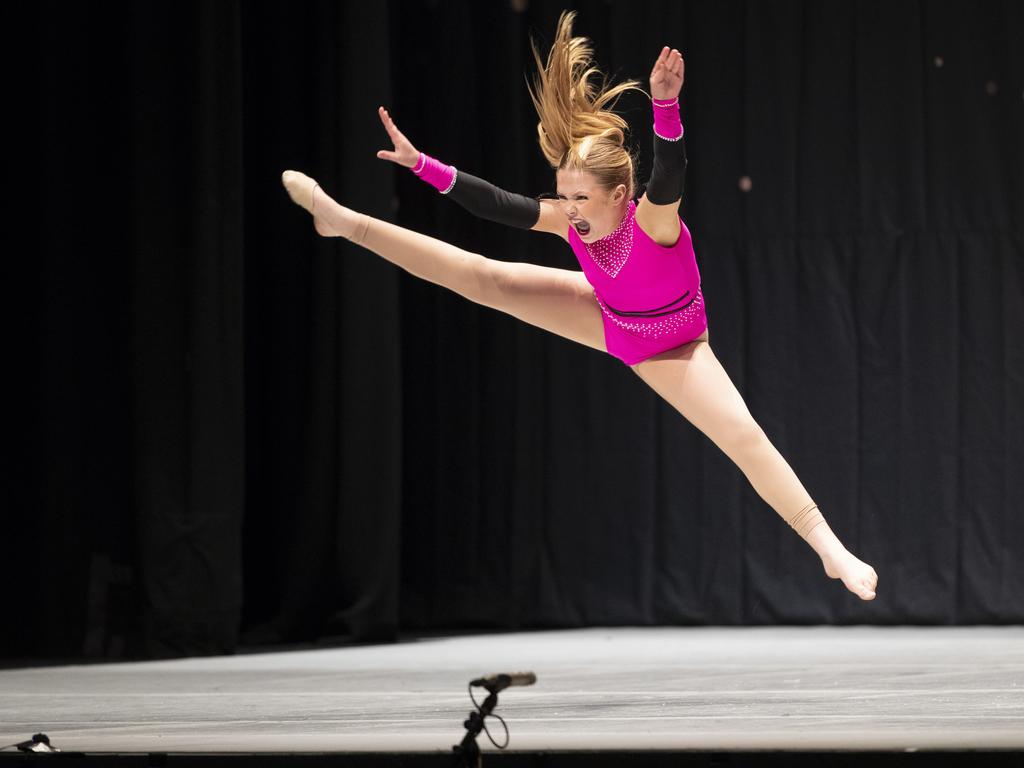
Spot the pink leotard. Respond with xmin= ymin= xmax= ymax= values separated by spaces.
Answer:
xmin=567 ymin=199 xmax=707 ymax=366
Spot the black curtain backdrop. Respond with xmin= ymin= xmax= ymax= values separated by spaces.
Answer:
xmin=7 ymin=0 xmax=1023 ymax=662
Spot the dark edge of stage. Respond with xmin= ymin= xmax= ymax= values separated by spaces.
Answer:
xmin=1 ymin=750 xmax=1023 ymax=767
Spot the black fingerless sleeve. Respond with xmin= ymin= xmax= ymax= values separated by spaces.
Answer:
xmin=644 ymin=133 xmax=688 ymax=205
xmin=445 ymin=169 xmax=541 ymax=230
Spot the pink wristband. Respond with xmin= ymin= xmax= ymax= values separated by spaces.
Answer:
xmin=411 ymin=152 xmax=457 ymax=194
xmin=652 ymin=98 xmax=683 ymax=142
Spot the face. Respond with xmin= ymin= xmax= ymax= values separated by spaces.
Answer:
xmin=554 ymin=168 xmax=628 ymax=242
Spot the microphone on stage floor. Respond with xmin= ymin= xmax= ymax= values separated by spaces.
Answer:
xmin=469 ymin=671 xmax=537 ymax=692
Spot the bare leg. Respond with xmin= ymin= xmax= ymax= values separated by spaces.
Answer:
xmin=632 ymin=338 xmax=879 ymax=601
xmin=281 ymin=170 xmax=607 ymax=352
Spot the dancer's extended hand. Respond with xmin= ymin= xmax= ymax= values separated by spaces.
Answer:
xmin=649 ymin=46 xmax=684 ymax=101
xmin=376 ymin=106 xmax=420 ymax=168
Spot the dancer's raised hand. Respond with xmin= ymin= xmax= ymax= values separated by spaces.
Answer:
xmin=376 ymin=106 xmax=420 ymax=168
xmin=649 ymin=46 xmax=684 ymax=101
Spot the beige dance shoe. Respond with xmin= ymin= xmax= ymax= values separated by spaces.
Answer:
xmin=281 ymin=170 xmax=320 ymax=213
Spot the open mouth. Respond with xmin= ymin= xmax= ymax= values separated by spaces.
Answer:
xmin=571 ymin=219 xmax=591 ymax=235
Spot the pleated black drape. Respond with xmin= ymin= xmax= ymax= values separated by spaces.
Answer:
xmin=391 ymin=0 xmax=1024 ymax=629
xmin=239 ymin=0 xmax=401 ymax=646
xmin=123 ymin=2 xmax=246 ymax=657
xmin=6 ymin=0 xmax=1022 ymax=663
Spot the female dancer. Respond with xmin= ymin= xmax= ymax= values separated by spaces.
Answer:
xmin=281 ymin=11 xmax=878 ymax=601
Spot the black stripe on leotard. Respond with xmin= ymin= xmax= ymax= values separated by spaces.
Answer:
xmin=600 ymin=289 xmax=696 ymax=318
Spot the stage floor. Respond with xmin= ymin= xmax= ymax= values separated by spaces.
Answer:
xmin=1 ymin=626 xmax=1022 ymax=754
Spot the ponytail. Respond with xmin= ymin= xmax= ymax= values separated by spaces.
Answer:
xmin=526 ymin=10 xmax=646 ymax=197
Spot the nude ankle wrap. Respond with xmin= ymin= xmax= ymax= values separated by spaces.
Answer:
xmin=347 ymin=213 xmax=370 ymax=245
xmin=787 ymin=502 xmax=825 ymax=539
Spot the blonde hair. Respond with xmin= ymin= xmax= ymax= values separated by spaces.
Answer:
xmin=526 ymin=10 xmax=647 ymax=199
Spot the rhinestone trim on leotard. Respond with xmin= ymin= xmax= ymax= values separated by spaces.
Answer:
xmin=596 ymin=286 xmax=705 ymax=340
xmin=583 ymin=201 xmax=634 ymax=278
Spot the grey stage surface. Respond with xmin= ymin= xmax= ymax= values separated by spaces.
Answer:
xmin=1 ymin=626 xmax=1022 ymax=754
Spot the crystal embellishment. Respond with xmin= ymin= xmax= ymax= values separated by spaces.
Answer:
xmin=583 ymin=201 xmax=634 ymax=278
xmin=595 ymin=287 xmax=705 ymax=340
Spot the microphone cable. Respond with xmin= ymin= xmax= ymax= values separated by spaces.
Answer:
xmin=467 ymin=681 xmax=510 ymax=749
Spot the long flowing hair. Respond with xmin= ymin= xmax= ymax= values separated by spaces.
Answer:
xmin=526 ymin=10 xmax=647 ymax=198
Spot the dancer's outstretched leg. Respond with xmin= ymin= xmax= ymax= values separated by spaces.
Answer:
xmin=633 ymin=339 xmax=879 ymax=601
xmin=282 ymin=170 xmax=606 ymax=352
